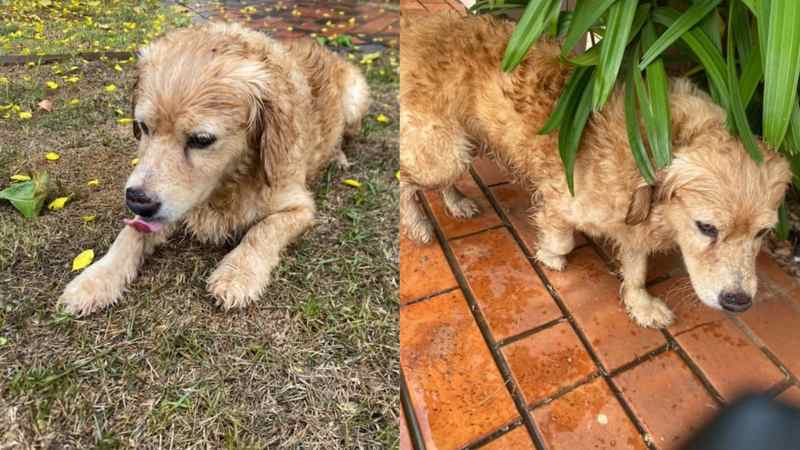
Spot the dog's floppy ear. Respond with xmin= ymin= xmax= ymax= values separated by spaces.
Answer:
xmin=249 ymin=98 xmax=296 ymax=187
xmin=625 ymin=184 xmax=654 ymax=225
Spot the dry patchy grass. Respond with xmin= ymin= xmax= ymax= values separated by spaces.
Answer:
xmin=0 ymin=51 xmax=399 ymax=448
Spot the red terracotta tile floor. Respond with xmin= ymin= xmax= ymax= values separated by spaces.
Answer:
xmin=400 ymin=2 xmax=800 ymax=449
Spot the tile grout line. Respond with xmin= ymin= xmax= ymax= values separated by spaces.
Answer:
xmin=402 ymin=286 xmax=460 ymax=308
xmin=584 ymin=239 xmax=729 ymax=408
xmin=462 ymin=417 xmax=526 ymax=449
xmin=495 ymin=317 xmax=566 ymax=348
xmin=727 ymin=314 xmax=798 ymax=386
xmin=401 ymin=366 xmax=427 ymax=450
xmin=470 ymin=167 xmax=659 ymax=450
xmin=417 ymin=193 xmax=549 ymax=450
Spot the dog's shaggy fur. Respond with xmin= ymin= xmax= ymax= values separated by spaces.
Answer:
xmin=60 ymin=23 xmax=370 ymax=316
xmin=400 ymin=13 xmax=792 ymax=327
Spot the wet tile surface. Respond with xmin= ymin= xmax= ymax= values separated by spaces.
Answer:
xmin=400 ymin=290 xmax=517 ymax=448
xmin=533 ymin=378 xmax=647 ymax=450
xmin=399 ymin=8 xmax=800 ymax=450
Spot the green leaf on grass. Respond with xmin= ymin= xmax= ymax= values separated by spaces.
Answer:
xmin=0 ymin=171 xmax=49 ymax=219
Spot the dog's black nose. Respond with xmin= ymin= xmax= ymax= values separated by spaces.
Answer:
xmin=125 ymin=187 xmax=161 ymax=218
xmin=719 ymin=291 xmax=752 ymax=312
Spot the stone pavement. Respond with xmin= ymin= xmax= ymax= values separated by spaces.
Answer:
xmin=399 ymin=1 xmax=800 ymax=449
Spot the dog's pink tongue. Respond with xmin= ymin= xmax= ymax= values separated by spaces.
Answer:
xmin=124 ymin=217 xmax=163 ymax=234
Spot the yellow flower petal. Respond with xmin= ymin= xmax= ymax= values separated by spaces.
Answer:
xmin=87 ymin=179 xmax=100 ymax=187
xmin=81 ymin=215 xmax=96 ymax=223
xmin=10 ymin=174 xmax=31 ymax=182
xmin=0 ymin=76 xmax=8 ymax=85
xmin=19 ymin=111 xmax=32 ymax=120
xmin=104 ymin=84 xmax=117 ymax=93
xmin=46 ymin=81 xmax=59 ymax=89
xmin=114 ymin=64 xmax=122 ymax=72
xmin=48 ymin=196 xmax=71 ymax=210
xmin=131 ymin=157 xmax=140 ymax=166
xmin=116 ymin=117 xmax=133 ymax=125
xmin=45 ymin=152 xmax=60 ymax=161
xmin=68 ymin=99 xmax=80 ymax=106
xmin=375 ymin=114 xmax=390 ymax=124
xmin=342 ymin=179 xmax=362 ymax=188
xmin=395 ymin=170 xmax=400 ymax=181
xmin=71 ymin=249 xmax=94 ymax=271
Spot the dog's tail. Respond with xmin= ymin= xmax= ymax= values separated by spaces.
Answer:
xmin=342 ymin=63 xmax=370 ymax=138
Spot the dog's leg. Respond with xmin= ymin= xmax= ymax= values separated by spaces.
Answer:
xmin=59 ymin=226 xmax=169 ymax=316
xmin=534 ymin=208 xmax=575 ymax=271
xmin=207 ymin=184 xmax=315 ymax=309
xmin=400 ymin=181 xmax=434 ymax=244
xmin=441 ymin=185 xmax=480 ymax=219
xmin=620 ymin=249 xmax=674 ymax=328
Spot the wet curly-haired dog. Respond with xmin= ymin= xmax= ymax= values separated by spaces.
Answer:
xmin=60 ymin=23 xmax=369 ymax=315
xmin=400 ymin=13 xmax=791 ymax=328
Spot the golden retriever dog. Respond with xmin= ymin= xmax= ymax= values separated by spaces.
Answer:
xmin=59 ymin=22 xmax=369 ymax=316
xmin=400 ymin=13 xmax=791 ymax=328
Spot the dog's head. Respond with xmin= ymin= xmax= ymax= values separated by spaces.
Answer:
xmin=628 ymin=134 xmax=791 ymax=312
xmin=123 ymin=23 xmax=297 ymax=233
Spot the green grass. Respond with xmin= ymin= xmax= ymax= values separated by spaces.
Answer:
xmin=0 ymin=47 xmax=399 ymax=448
xmin=0 ymin=0 xmax=192 ymax=56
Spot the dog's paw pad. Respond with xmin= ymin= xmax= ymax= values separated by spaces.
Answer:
xmin=446 ymin=197 xmax=480 ymax=219
xmin=627 ymin=296 xmax=674 ymax=328
xmin=536 ymin=249 xmax=567 ymax=271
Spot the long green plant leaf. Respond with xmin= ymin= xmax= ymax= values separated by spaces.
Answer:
xmin=593 ymin=0 xmax=639 ymax=110
xmin=727 ymin=0 xmax=764 ymax=163
xmin=640 ymin=0 xmax=722 ymax=69
xmin=560 ymin=0 xmax=616 ymax=57
xmin=539 ymin=66 xmax=592 ymax=134
xmin=762 ymin=0 xmax=800 ymax=147
xmin=501 ymin=0 xmax=560 ymax=72
xmin=625 ymin=61 xmax=656 ymax=184
xmin=560 ymin=70 xmax=596 ymax=195
xmin=567 ymin=5 xmax=651 ymax=66
xmin=640 ymin=21 xmax=671 ymax=168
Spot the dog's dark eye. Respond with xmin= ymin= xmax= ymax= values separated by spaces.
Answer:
xmin=756 ymin=227 xmax=771 ymax=239
xmin=187 ymin=133 xmax=216 ymax=149
xmin=696 ymin=221 xmax=718 ymax=238
xmin=133 ymin=120 xmax=149 ymax=140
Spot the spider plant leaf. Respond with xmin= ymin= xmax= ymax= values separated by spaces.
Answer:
xmin=761 ymin=0 xmax=800 ymax=148
xmin=539 ymin=66 xmax=591 ymax=134
xmin=565 ymin=4 xmax=650 ymax=67
xmin=640 ymin=0 xmax=722 ymax=69
xmin=653 ymin=7 xmax=729 ymax=111
xmin=641 ymin=21 xmax=672 ymax=169
xmin=593 ymin=0 xmax=639 ymax=111
xmin=502 ymin=0 xmax=561 ymax=72
xmin=560 ymin=0 xmax=616 ymax=57
xmin=560 ymin=70 xmax=595 ymax=196
xmin=727 ymin=1 xmax=763 ymax=163
xmin=776 ymin=202 xmax=790 ymax=240
xmin=625 ymin=66 xmax=656 ymax=184
xmin=738 ymin=41 xmax=762 ymax=108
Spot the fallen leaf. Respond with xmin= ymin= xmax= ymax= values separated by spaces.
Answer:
xmin=114 ymin=64 xmax=122 ymax=72
xmin=131 ymin=158 xmax=139 ymax=166
xmin=81 ymin=214 xmax=96 ymax=223
xmin=342 ymin=179 xmax=362 ymax=188
xmin=18 ymin=111 xmax=32 ymax=120
xmin=0 ymin=172 xmax=49 ymax=219
xmin=375 ymin=114 xmax=390 ymax=124
xmin=45 ymin=81 xmax=59 ymax=90
xmin=68 ymin=99 xmax=80 ymax=106
xmin=116 ymin=118 xmax=133 ymax=125
xmin=71 ymin=249 xmax=94 ymax=271
xmin=104 ymin=84 xmax=117 ymax=93
xmin=38 ymin=99 xmax=53 ymax=112
xmin=87 ymin=179 xmax=100 ymax=187
xmin=395 ymin=170 xmax=400 ymax=181
xmin=45 ymin=152 xmax=60 ymax=161
xmin=48 ymin=196 xmax=71 ymax=210
xmin=10 ymin=174 xmax=31 ymax=182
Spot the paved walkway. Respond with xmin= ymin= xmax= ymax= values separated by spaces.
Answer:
xmin=400 ymin=2 xmax=800 ymax=449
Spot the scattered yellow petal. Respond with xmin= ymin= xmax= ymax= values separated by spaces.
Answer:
xmin=48 ymin=196 xmax=71 ymax=210
xmin=395 ymin=170 xmax=400 ymax=181
xmin=19 ymin=111 xmax=32 ymax=120
xmin=81 ymin=215 xmax=96 ymax=223
xmin=0 ymin=76 xmax=8 ymax=85
xmin=104 ymin=84 xmax=117 ymax=93
xmin=45 ymin=152 xmax=60 ymax=161
xmin=46 ymin=81 xmax=59 ymax=90
xmin=342 ymin=179 xmax=362 ymax=188
xmin=68 ymin=99 xmax=80 ymax=106
xmin=375 ymin=113 xmax=390 ymax=124
xmin=131 ymin=157 xmax=140 ymax=166
xmin=117 ymin=117 xmax=133 ymax=125
xmin=87 ymin=179 xmax=100 ymax=187
xmin=114 ymin=64 xmax=122 ymax=72
xmin=10 ymin=174 xmax=31 ymax=182
xmin=71 ymin=249 xmax=94 ymax=271
xmin=65 ymin=76 xmax=80 ymax=83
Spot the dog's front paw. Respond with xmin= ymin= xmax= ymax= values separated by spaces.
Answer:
xmin=59 ymin=265 xmax=123 ymax=316
xmin=404 ymin=217 xmax=434 ymax=244
xmin=624 ymin=290 xmax=674 ymax=328
xmin=207 ymin=263 xmax=266 ymax=310
xmin=445 ymin=196 xmax=480 ymax=219
xmin=536 ymin=249 xmax=567 ymax=271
